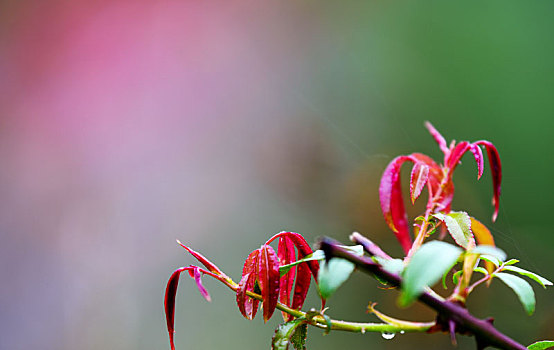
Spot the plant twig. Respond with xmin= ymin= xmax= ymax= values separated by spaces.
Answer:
xmin=220 ymin=271 xmax=432 ymax=334
xmin=319 ymin=238 xmax=527 ymax=350
xmin=350 ymin=232 xmax=391 ymax=259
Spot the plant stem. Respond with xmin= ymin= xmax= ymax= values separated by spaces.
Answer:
xmin=406 ymin=218 xmax=430 ymax=261
xmin=218 ymin=271 xmax=432 ymax=334
xmin=319 ymin=239 xmax=527 ymax=350
xmin=350 ymin=232 xmax=391 ymax=259
xmin=466 ymin=275 xmax=490 ymax=296
xmin=466 ymin=262 xmax=506 ymax=296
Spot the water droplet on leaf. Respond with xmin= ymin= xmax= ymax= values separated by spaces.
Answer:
xmin=381 ymin=332 xmax=396 ymax=340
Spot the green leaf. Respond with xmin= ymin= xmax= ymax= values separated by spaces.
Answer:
xmin=279 ymin=250 xmax=325 ymax=276
xmin=341 ymin=245 xmax=364 ymax=255
xmin=505 ymin=259 xmax=519 ymax=266
xmin=272 ymin=319 xmax=307 ymax=350
xmin=452 ymin=270 xmax=463 ymax=285
xmin=400 ymin=241 xmax=463 ymax=306
xmin=374 ymin=257 xmax=404 ymax=275
xmin=441 ymin=267 xmax=450 ymax=289
xmin=373 ymin=257 xmax=403 ymax=286
xmin=473 ymin=266 xmax=488 ymax=275
xmin=502 ymin=266 xmax=553 ymax=289
xmin=495 ymin=272 xmax=536 ymax=315
xmin=426 ymin=221 xmax=439 ymax=236
xmin=290 ymin=323 xmax=308 ymax=350
xmin=470 ymin=245 xmax=507 ymax=262
xmin=479 ymin=254 xmax=501 ymax=268
xmin=373 ymin=273 xmax=390 ymax=286
xmin=528 ymin=340 xmax=554 ymax=349
xmin=317 ymin=245 xmax=364 ymax=299
xmin=433 ymin=212 xmax=475 ymax=249
xmin=441 ymin=259 xmax=462 ymax=289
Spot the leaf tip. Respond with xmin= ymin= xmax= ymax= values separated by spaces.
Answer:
xmin=169 ymin=332 xmax=176 ymax=350
xmin=424 ymin=121 xmax=449 ymax=154
xmin=491 ymin=206 xmax=499 ymax=222
xmin=397 ymin=292 xmax=415 ymax=308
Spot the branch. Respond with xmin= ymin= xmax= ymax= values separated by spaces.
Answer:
xmin=226 ymin=273 xmax=432 ymax=334
xmin=350 ymin=232 xmax=391 ymax=259
xmin=166 ymin=243 xmax=434 ymax=350
xmin=319 ymin=238 xmax=527 ymax=350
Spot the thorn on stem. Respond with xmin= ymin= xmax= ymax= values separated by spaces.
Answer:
xmin=449 ymin=320 xmax=457 ymax=346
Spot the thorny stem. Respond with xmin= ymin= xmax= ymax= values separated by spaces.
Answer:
xmin=350 ymin=232 xmax=445 ymax=303
xmin=350 ymin=232 xmax=391 ymax=259
xmin=319 ymin=239 xmax=527 ymax=350
xmin=218 ymin=272 xmax=432 ymax=334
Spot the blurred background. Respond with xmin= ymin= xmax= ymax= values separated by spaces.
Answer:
xmin=1 ymin=1 xmax=553 ymax=349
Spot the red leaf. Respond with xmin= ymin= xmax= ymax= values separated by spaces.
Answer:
xmin=444 ymin=139 xmax=501 ymax=221
xmin=275 ymin=233 xmax=320 ymax=318
xmin=410 ymin=153 xmax=442 ymax=195
xmin=177 ymin=240 xmax=226 ymax=277
xmin=164 ymin=266 xmax=218 ymax=350
xmin=447 ymin=141 xmax=485 ymax=181
xmin=267 ymin=232 xmax=319 ymax=280
xmin=278 ymin=237 xmax=296 ymax=321
xmin=268 ymin=231 xmax=323 ymax=308
xmin=469 ymin=143 xmax=484 ymax=179
xmin=475 ymin=141 xmax=502 ymax=221
xmin=291 ymin=261 xmax=311 ymax=312
xmin=191 ymin=267 xmax=211 ymax=302
xmin=410 ymin=162 xmax=429 ymax=204
xmin=435 ymin=180 xmax=455 ymax=213
xmin=405 ymin=153 xmax=455 ymax=215
xmin=425 ymin=121 xmax=450 ymax=155
xmin=165 ymin=267 xmax=188 ymax=350
xmin=258 ymin=244 xmax=280 ymax=322
xmin=379 ymin=155 xmax=415 ymax=254
xmin=236 ymin=249 xmax=260 ymax=320
xmin=236 ymin=272 xmax=259 ymax=320
xmin=446 ymin=141 xmax=470 ymax=170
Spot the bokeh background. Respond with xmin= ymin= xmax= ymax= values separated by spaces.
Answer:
xmin=1 ymin=1 xmax=553 ymax=349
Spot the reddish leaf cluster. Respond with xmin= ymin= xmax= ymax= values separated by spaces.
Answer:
xmin=164 ymin=232 xmax=320 ymax=350
xmin=237 ymin=232 xmax=321 ymax=322
xmin=268 ymin=232 xmax=321 ymax=320
xmin=236 ymin=245 xmax=280 ymax=321
xmin=379 ymin=122 xmax=502 ymax=254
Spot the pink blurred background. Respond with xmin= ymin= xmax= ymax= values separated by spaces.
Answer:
xmin=1 ymin=2 xmax=354 ymax=349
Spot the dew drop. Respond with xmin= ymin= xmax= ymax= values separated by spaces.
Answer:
xmin=381 ymin=332 xmax=396 ymax=340
xmin=400 ymin=330 xmax=405 ymax=334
